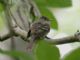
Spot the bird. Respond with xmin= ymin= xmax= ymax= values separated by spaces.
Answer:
xmin=26 ymin=16 xmax=50 ymax=51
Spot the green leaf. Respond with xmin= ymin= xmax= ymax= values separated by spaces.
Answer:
xmin=0 ymin=4 xmax=4 ymax=12
xmin=0 ymin=0 xmax=6 ymax=6
xmin=0 ymin=49 xmax=33 ymax=60
xmin=0 ymin=16 xmax=5 ymax=29
xmin=34 ymin=40 xmax=60 ymax=60
xmin=63 ymin=48 xmax=80 ymax=60
xmin=34 ymin=0 xmax=46 ymax=7
xmin=46 ymin=0 xmax=72 ymax=7
xmin=38 ymin=6 xmax=58 ymax=29
xmin=34 ymin=0 xmax=72 ymax=7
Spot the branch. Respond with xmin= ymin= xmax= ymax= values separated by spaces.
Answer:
xmin=45 ymin=31 xmax=80 ymax=45
xmin=0 ymin=32 xmax=12 ymax=41
xmin=0 ymin=26 xmax=28 ymax=41
xmin=4 ymin=1 xmax=14 ymax=35
xmin=13 ymin=26 xmax=28 ymax=41
xmin=28 ymin=0 xmax=41 ymax=17
xmin=1 ymin=28 xmax=80 ymax=44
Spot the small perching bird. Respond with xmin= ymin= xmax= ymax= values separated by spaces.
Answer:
xmin=27 ymin=16 xmax=50 ymax=51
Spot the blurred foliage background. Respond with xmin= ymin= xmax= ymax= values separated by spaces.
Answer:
xmin=0 ymin=0 xmax=80 ymax=60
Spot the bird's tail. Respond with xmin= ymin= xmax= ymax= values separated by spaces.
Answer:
xmin=26 ymin=35 xmax=36 ymax=53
